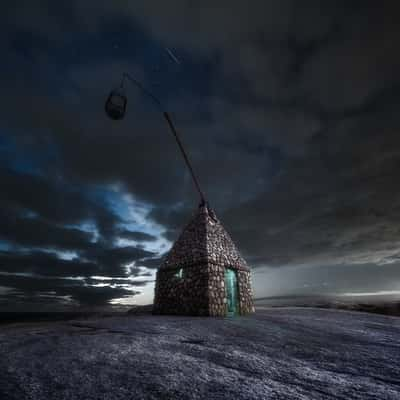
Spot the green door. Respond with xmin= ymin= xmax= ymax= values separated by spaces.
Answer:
xmin=225 ymin=268 xmax=238 ymax=316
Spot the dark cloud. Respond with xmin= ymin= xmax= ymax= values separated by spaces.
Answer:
xmin=254 ymin=261 xmax=400 ymax=299
xmin=83 ymin=246 xmax=155 ymax=277
xmin=0 ymin=244 xmax=153 ymax=307
xmin=0 ymin=274 xmax=144 ymax=309
xmin=0 ymin=211 xmax=94 ymax=252
xmin=0 ymin=168 xmax=121 ymax=237
xmin=0 ymin=246 xmax=154 ymax=278
xmin=136 ymin=257 xmax=164 ymax=270
xmin=0 ymin=251 xmax=98 ymax=277
xmin=1 ymin=1 xmax=400 ymax=308
xmin=117 ymin=229 xmax=158 ymax=242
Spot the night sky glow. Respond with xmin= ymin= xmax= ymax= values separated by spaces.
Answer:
xmin=1 ymin=1 xmax=400 ymax=310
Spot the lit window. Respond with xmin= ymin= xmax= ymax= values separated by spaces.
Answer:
xmin=174 ymin=268 xmax=183 ymax=279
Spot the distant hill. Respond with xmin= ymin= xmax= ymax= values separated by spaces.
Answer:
xmin=255 ymin=295 xmax=400 ymax=317
xmin=0 ymin=311 xmax=123 ymax=325
xmin=127 ymin=304 xmax=153 ymax=315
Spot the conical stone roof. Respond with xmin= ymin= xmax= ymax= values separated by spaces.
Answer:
xmin=161 ymin=204 xmax=249 ymax=271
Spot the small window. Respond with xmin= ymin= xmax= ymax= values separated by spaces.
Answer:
xmin=174 ymin=268 xmax=183 ymax=279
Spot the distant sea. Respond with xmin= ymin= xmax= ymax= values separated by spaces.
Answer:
xmin=1 ymin=295 xmax=399 ymax=325
xmin=255 ymin=294 xmax=400 ymax=317
xmin=0 ymin=311 xmax=125 ymax=325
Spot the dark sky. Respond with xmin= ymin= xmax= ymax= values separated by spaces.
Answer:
xmin=1 ymin=1 xmax=400 ymax=310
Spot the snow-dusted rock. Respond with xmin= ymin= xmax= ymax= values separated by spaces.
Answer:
xmin=0 ymin=308 xmax=399 ymax=399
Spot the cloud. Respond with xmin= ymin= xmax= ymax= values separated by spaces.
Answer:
xmin=256 ymin=261 xmax=400 ymax=297
xmin=0 ymin=211 xmax=94 ymax=252
xmin=0 ymin=251 xmax=98 ymax=277
xmin=117 ymin=229 xmax=158 ymax=242
xmin=136 ymin=257 xmax=164 ymax=270
xmin=82 ymin=246 xmax=155 ymax=277
xmin=0 ymin=273 xmax=144 ymax=308
xmin=0 ymin=168 xmax=156 ymax=307
xmin=0 ymin=168 xmax=120 ymax=236
xmin=1 ymin=1 xmax=400 ymax=308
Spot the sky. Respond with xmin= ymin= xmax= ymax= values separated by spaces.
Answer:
xmin=1 ymin=1 xmax=400 ymax=311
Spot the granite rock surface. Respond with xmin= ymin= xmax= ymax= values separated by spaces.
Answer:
xmin=0 ymin=308 xmax=399 ymax=399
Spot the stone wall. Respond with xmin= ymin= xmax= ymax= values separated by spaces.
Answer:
xmin=161 ymin=205 xmax=249 ymax=271
xmin=153 ymin=262 xmax=254 ymax=317
xmin=207 ymin=263 xmax=226 ymax=316
xmin=153 ymin=263 xmax=209 ymax=316
xmin=237 ymin=269 xmax=255 ymax=314
xmin=205 ymin=212 xmax=249 ymax=270
xmin=153 ymin=204 xmax=254 ymax=317
xmin=162 ymin=209 xmax=208 ymax=269
xmin=207 ymin=262 xmax=254 ymax=316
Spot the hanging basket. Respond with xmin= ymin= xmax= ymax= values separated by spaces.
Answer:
xmin=105 ymin=88 xmax=127 ymax=120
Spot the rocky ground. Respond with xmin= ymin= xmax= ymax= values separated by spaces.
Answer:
xmin=0 ymin=308 xmax=399 ymax=399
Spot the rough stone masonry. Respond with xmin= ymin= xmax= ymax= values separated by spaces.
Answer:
xmin=153 ymin=204 xmax=254 ymax=316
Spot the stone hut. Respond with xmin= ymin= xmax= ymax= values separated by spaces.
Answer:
xmin=153 ymin=204 xmax=254 ymax=316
